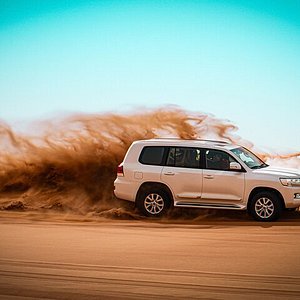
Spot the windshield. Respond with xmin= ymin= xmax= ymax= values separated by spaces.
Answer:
xmin=230 ymin=147 xmax=268 ymax=169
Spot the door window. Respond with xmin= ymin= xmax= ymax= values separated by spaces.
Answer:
xmin=205 ymin=149 xmax=234 ymax=171
xmin=166 ymin=147 xmax=201 ymax=168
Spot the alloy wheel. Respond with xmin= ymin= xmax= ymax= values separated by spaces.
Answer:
xmin=254 ymin=197 xmax=274 ymax=219
xmin=144 ymin=193 xmax=165 ymax=215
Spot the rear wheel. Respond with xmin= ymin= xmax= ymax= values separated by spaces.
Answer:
xmin=137 ymin=189 xmax=170 ymax=217
xmin=249 ymin=191 xmax=282 ymax=222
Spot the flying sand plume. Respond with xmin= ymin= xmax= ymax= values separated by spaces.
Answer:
xmin=0 ymin=107 xmax=299 ymax=217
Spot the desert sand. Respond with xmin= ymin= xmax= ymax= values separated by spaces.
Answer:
xmin=1 ymin=210 xmax=300 ymax=299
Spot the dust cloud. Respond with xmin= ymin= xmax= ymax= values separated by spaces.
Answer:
xmin=0 ymin=107 xmax=299 ymax=220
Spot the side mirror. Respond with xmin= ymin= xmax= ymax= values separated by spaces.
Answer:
xmin=230 ymin=162 xmax=242 ymax=170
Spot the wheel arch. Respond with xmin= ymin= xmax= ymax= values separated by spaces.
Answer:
xmin=136 ymin=181 xmax=174 ymax=206
xmin=247 ymin=187 xmax=285 ymax=210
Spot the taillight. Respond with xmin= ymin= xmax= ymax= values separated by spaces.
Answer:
xmin=117 ymin=164 xmax=124 ymax=177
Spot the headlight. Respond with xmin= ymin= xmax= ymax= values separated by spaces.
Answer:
xmin=280 ymin=178 xmax=300 ymax=186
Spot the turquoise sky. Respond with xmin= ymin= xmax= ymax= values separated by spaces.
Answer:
xmin=0 ymin=0 xmax=299 ymax=151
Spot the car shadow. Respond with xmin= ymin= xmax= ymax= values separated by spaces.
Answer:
xmin=154 ymin=207 xmax=300 ymax=228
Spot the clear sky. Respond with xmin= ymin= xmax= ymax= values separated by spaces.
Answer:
xmin=0 ymin=0 xmax=299 ymax=151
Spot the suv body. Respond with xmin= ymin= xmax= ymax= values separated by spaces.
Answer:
xmin=114 ymin=139 xmax=300 ymax=221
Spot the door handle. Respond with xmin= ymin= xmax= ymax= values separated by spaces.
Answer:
xmin=204 ymin=175 xmax=214 ymax=179
xmin=164 ymin=172 xmax=175 ymax=176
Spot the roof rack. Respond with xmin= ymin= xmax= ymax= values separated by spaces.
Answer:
xmin=152 ymin=137 xmax=230 ymax=144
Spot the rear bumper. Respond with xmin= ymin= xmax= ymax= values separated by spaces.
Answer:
xmin=114 ymin=178 xmax=137 ymax=202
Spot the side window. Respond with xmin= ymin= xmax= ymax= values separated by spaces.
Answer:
xmin=205 ymin=149 xmax=233 ymax=171
xmin=139 ymin=146 xmax=165 ymax=165
xmin=166 ymin=147 xmax=201 ymax=168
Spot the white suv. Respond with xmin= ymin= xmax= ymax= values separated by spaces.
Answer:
xmin=114 ymin=139 xmax=300 ymax=221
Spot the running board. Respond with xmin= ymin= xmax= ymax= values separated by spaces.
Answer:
xmin=175 ymin=202 xmax=246 ymax=210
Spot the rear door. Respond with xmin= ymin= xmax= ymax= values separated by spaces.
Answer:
xmin=161 ymin=147 xmax=203 ymax=202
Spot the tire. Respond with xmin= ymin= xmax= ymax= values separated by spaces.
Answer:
xmin=137 ymin=188 xmax=170 ymax=217
xmin=249 ymin=191 xmax=282 ymax=222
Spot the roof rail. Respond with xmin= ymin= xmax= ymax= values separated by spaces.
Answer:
xmin=152 ymin=137 xmax=230 ymax=144
xmin=197 ymin=139 xmax=230 ymax=144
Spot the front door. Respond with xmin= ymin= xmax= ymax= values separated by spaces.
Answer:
xmin=201 ymin=149 xmax=245 ymax=204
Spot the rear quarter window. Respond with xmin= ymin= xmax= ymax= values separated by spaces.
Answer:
xmin=139 ymin=146 xmax=166 ymax=165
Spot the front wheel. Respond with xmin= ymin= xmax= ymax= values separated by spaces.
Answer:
xmin=137 ymin=189 xmax=170 ymax=217
xmin=249 ymin=191 xmax=282 ymax=222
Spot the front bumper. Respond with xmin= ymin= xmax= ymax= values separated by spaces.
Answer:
xmin=282 ymin=186 xmax=300 ymax=208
